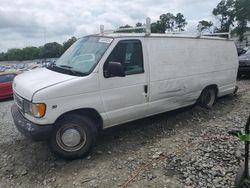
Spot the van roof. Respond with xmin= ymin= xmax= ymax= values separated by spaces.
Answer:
xmin=93 ymin=33 xmax=232 ymax=41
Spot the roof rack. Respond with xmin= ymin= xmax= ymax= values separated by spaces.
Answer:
xmin=100 ymin=17 xmax=151 ymax=36
xmin=197 ymin=23 xmax=231 ymax=39
xmin=99 ymin=18 xmax=231 ymax=39
xmin=201 ymin=31 xmax=231 ymax=39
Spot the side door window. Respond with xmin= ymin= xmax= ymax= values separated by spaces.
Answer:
xmin=104 ymin=40 xmax=144 ymax=76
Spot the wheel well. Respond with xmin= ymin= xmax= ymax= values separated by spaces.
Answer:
xmin=201 ymin=84 xmax=219 ymax=97
xmin=55 ymin=108 xmax=103 ymax=131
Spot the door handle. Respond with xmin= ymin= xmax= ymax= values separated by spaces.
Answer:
xmin=144 ymin=85 xmax=148 ymax=94
xmin=143 ymin=85 xmax=149 ymax=102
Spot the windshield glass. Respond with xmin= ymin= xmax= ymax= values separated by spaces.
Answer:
xmin=53 ymin=36 xmax=113 ymax=75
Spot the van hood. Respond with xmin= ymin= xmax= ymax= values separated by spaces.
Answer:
xmin=13 ymin=68 xmax=76 ymax=100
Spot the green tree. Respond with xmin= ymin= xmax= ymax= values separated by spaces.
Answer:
xmin=22 ymin=47 xmax=40 ymax=60
xmin=116 ymin=23 xmax=145 ymax=33
xmin=0 ymin=36 xmax=80 ymax=61
xmin=135 ymin=22 xmax=144 ymax=33
xmin=119 ymin=24 xmax=132 ymax=29
xmin=0 ymin=52 xmax=7 ymax=61
xmin=175 ymin=13 xmax=187 ymax=31
xmin=235 ymin=20 xmax=248 ymax=41
xmin=6 ymin=48 xmax=23 ymax=61
xmin=39 ymin=42 xmax=63 ymax=59
xmin=116 ymin=24 xmax=133 ymax=33
xmin=151 ymin=21 xmax=164 ymax=33
xmin=151 ymin=13 xmax=187 ymax=33
xmin=212 ymin=0 xmax=235 ymax=32
xmin=213 ymin=0 xmax=250 ymax=41
xmin=136 ymin=22 xmax=142 ymax=27
xmin=63 ymin=37 xmax=77 ymax=53
xmin=160 ymin=13 xmax=175 ymax=32
xmin=235 ymin=0 xmax=250 ymax=41
xmin=197 ymin=20 xmax=214 ymax=32
xmin=235 ymin=0 xmax=250 ymax=21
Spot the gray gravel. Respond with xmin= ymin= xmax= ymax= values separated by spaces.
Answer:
xmin=0 ymin=100 xmax=23 ymax=144
xmin=0 ymin=78 xmax=250 ymax=187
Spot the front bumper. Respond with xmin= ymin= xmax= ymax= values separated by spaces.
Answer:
xmin=11 ymin=104 xmax=53 ymax=141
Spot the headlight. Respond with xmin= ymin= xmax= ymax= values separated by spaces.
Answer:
xmin=23 ymin=100 xmax=46 ymax=118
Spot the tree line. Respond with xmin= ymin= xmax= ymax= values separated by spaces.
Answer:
xmin=0 ymin=37 xmax=77 ymax=61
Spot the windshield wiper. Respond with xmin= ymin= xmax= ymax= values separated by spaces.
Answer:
xmin=58 ymin=65 xmax=86 ymax=76
xmin=59 ymin=65 xmax=73 ymax=69
xmin=47 ymin=64 xmax=87 ymax=76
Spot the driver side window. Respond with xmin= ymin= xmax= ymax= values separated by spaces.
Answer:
xmin=104 ymin=40 xmax=144 ymax=76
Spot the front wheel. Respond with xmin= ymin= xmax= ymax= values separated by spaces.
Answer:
xmin=199 ymin=87 xmax=216 ymax=108
xmin=48 ymin=114 xmax=97 ymax=160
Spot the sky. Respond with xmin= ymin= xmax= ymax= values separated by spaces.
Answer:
xmin=0 ymin=0 xmax=221 ymax=52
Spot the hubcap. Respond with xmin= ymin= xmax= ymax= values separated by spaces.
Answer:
xmin=56 ymin=124 xmax=87 ymax=152
xmin=61 ymin=129 xmax=81 ymax=147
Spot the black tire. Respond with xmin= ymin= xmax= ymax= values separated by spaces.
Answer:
xmin=235 ymin=163 xmax=250 ymax=188
xmin=199 ymin=87 xmax=216 ymax=108
xmin=48 ymin=114 xmax=97 ymax=160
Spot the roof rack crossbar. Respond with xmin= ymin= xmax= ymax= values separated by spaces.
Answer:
xmin=100 ymin=17 xmax=151 ymax=36
xmin=197 ymin=23 xmax=231 ymax=39
xmin=202 ymin=32 xmax=231 ymax=39
xmin=115 ymin=26 xmax=145 ymax=32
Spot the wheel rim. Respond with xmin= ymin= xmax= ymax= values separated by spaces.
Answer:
xmin=56 ymin=124 xmax=87 ymax=152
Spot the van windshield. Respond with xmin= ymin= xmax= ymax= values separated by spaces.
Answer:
xmin=49 ymin=36 xmax=113 ymax=76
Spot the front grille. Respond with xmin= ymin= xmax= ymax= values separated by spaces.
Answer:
xmin=13 ymin=92 xmax=24 ymax=112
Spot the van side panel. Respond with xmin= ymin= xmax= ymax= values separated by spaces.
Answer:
xmin=146 ymin=37 xmax=238 ymax=115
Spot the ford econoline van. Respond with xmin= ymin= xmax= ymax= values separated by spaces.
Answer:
xmin=11 ymin=20 xmax=238 ymax=159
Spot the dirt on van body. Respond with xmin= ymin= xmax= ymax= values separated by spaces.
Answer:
xmin=1 ymin=78 xmax=250 ymax=188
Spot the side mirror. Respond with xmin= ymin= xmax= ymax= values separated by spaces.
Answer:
xmin=104 ymin=61 xmax=125 ymax=78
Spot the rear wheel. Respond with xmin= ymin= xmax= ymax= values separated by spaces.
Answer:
xmin=199 ymin=87 xmax=216 ymax=108
xmin=48 ymin=114 xmax=97 ymax=160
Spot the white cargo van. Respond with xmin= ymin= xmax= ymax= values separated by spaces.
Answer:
xmin=11 ymin=20 xmax=238 ymax=159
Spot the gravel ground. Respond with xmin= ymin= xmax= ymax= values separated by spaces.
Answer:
xmin=0 ymin=99 xmax=22 ymax=144
xmin=1 ymin=78 xmax=250 ymax=188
